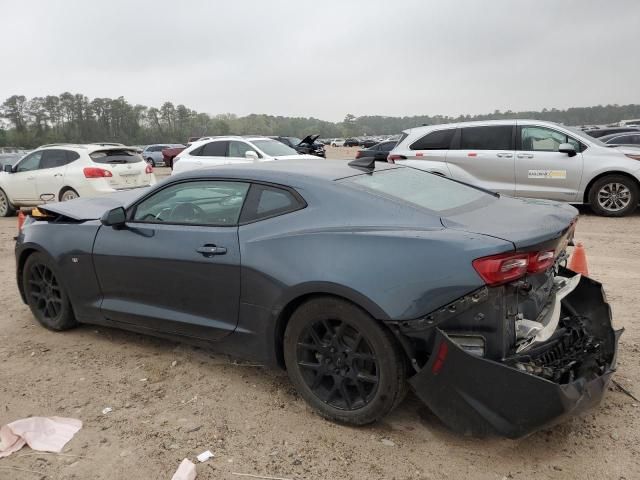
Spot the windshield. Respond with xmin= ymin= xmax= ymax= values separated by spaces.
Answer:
xmin=252 ymin=139 xmax=298 ymax=157
xmin=343 ymin=167 xmax=488 ymax=213
xmin=90 ymin=149 xmax=144 ymax=164
xmin=565 ymin=126 xmax=608 ymax=147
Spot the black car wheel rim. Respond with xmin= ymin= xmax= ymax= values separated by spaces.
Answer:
xmin=28 ymin=263 xmax=63 ymax=321
xmin=296 ymin=318 xmax=379 ymax=410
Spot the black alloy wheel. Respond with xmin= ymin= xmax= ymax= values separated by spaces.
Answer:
xmin=23 ymin=253 xmax=76 ymax=331
xmin=284 ymin=297 xmax=406 ymax=425
xmin=297 ymin=317 xmax=379 ymax=410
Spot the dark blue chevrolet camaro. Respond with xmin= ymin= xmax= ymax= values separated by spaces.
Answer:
xmin=15 ymin=159 xmax=620 ymax=437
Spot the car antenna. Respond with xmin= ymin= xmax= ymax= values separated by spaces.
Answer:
xmin=348 ymin=156 xmax=376 ymax=170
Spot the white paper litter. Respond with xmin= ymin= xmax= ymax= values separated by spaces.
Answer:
xmin=171 ymin=458 xmax=196 ymax=480
xmin=196 ymin=450 xmax=214 ymax=462
xmin=101 ymin=407 xmax=112 ymax=415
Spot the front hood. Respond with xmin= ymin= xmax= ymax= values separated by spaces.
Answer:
xmin=298 ymin=134 xmax=319 ymax=146
xmin=441 ymin=195 xmax=577 ymax=249
xmin=38 ymin=189 xmax=147 ymax=221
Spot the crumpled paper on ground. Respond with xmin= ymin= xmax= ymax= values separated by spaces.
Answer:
xmin=171 ymin=458 xmax=197 ymax=480
xmin=0 ymin=417 xmax=82 ymax=458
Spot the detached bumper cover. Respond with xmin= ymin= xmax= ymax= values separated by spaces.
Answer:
xmin=408 ymin=273 xmax=622 ymax=438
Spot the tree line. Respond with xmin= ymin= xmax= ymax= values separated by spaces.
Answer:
xmin=1 ymin=93 xmax=639 ymax=148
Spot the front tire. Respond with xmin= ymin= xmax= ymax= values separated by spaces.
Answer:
xmin=146 ymin=157 xmax=155 ymax=167
xmin=588 ymin=175 xmax=638 ymax=217
xmin=284 ymin=297 xmax=406 ymax=425
xmin=0 ymin=188 xmax=16 ymax=217
xmin=23 ymin=252 xmax=77 ymax=331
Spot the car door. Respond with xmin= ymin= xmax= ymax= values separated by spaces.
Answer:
xmin=92 ymin=179 xmax=250 ymax=340
xmin=444 ymin=124 xmax=516 ymax=195
xmin=190 ymin=140 xmax=229 ymax=168
xmin=5 ymin=151 xmax=43 ymax=202
xmin=33 ymin=149 xmax=74 ymax=201
xmin=227 ymin=140 xmax=256 ymax=164
xmin=514 ymin=124 xmax=584 ymax=201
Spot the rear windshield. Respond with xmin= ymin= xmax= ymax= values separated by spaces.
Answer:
xmin=343 ymin=167 xmax=488 ymax=212
xmin=90 ymin=149 xmax=144 ymax=164
xmin=252 ymin=139 xmax=298 ymax=157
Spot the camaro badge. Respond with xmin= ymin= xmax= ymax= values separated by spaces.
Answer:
xmin=528 ymin=169 xmax=567 ymax=179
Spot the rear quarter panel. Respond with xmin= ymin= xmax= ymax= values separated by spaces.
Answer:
xmin=237 ymin=184 xmax=513 ymax=322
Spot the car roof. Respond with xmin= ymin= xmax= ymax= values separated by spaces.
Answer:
xmin=599 ymin=131 xmax=640 ymax=140
xmin=35 ymin=144 xmax=139 ymax=153
xmin=401 ymin=119 xmax=565 ymax=134
xmin=174 ymin=158 xmax=400 ymax=183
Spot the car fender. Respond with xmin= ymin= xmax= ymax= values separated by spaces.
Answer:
xmin=578 ymin=164 xmax=640 ymax=201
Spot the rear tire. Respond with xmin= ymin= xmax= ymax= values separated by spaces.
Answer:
xmin=588 ymin=175 xmax=638 ymax=217
xmin=0 ymin=188 xmax=16 ymax=217
xmin=284 ymin=297 xmax=406 ymax=425
xmin=23 ymin=252 xmax=77 ymax=331
xmin=60 ymin=188 xmax=79 ymax=202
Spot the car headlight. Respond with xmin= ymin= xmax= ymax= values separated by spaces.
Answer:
xmin=625 ymin=154 xmax=640 ymax=160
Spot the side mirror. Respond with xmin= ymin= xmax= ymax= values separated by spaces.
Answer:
xmin=3 ymin=164 xmax=13 ymax=173
xmin=245 ymin=150 xmax=259 ymax=161
xmin=100 ymin=206 xmax=127 ymax=227
xmin=558 ymin=143 xmax=577 ymax=157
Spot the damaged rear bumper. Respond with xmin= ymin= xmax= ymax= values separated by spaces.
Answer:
xmin=408 ymin=272 xmax=622 ymax=438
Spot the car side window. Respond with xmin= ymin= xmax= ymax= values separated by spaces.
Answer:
xmin=240 ymin=184 xmax=305 ymax=223
xmin=459 ymin=126 xmax=513 ymax=150
xmin=521 ymin=126 xmax=573 ymax=152
xmin=201 ymin=141 xmax=228 ymax=157
xmin=39 ymin=149 xmax=70 ymax=169
xmin=132 ymin=180 xmax=250 ymax=226
xmin=409 ymin=129 xmax=455 ymax=150
xmin=15 ymin=151 xmax=43 ymax=172
xmin=228 ymin=141 xmax=253 ymax=157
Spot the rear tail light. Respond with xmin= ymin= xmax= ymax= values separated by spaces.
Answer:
xmin=625 ymin=154 xmax=640 ymax=160
xmin=473 ymin=249 xmax=558 ymax=285
xmin=83 ymin=167 xmax=113 ymax=178
xmin=472 ymin=252 xmax=529 ymax=286
xmin=355 ymin=150 xmax=363 ymax=159
xmin=527 ymin=250 xmax=555 ymax=273
xmin=387 ymin=154 xmax=406 ymax=164
xmin=145 ymin=164 xmax=153 ymax=174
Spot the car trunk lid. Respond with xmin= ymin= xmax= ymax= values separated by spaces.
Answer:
xmin=441 ymin=195 xmax=578 ymax=249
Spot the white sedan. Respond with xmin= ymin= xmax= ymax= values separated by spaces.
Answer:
xmin=0 ymin=144 xmax=156 ymax=216
xmin=172 ymin=136 xmax=317 ymax=174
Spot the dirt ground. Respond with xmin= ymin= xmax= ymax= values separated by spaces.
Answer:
xmin=1 ymin=148 xmax=639 ymax=479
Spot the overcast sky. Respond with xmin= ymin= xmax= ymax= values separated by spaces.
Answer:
xmin=1 ymin=0 xmax=638 ymax=121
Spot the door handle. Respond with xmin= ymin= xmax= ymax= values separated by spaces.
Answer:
xmin=196 ymin=244 xmax=227 ymax=257
xmin=496 ymin=153 xmax=513 ymax=158
xmin=27 ymin=176 xmax=35 ymax=180
xmin=517 ymin=154 xmax=534 ymax=159
xmin=54 ymin=173 xmax=63 ymax=177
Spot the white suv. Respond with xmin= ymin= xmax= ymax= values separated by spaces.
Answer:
xmin=0 ymin=144 xmax=156 ymax=216
xmin=172 ymin=136 xmax=317 ymax=174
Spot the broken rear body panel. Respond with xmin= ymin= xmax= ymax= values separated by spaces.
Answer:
xmin=401 ymin=269 xmax=621 ymax=438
